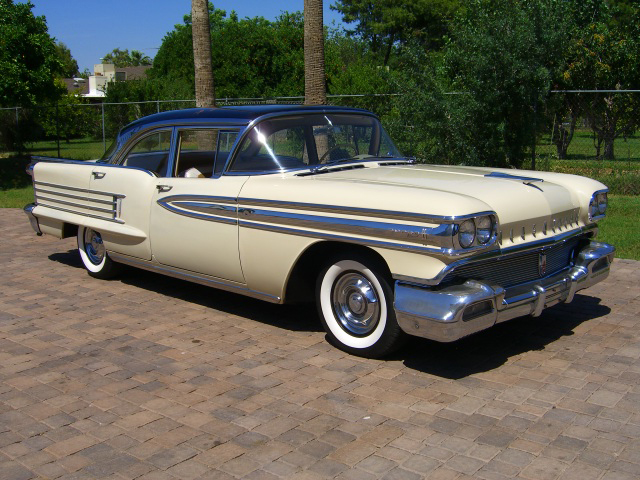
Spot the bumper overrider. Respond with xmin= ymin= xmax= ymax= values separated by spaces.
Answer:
xmin=394 ymin=241 xmax=615 ymax=342
xmin=24 ymin=203 xmax=42 ymax=236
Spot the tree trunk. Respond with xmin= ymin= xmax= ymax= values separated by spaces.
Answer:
xmin=554 ymin=115 xmax=576 ymax=160
xmin=192 ymin=0 xmax=215 ymax=108
xmin=304 ymin=0 xmax=326 ymax=106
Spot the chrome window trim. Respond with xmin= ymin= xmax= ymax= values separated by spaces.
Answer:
xmin=112 ymin=127 xmax=175 ymax=169
xmin=173 ymin=126 xmax=243 ymax=179
xmin=222 ymin=110 xmax=387 ymax=175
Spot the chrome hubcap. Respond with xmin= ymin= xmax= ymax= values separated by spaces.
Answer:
xmin=84 ymin=229 xmax=105 ymax=265
xmin=332 ymin=273 xmax=380 ymax=336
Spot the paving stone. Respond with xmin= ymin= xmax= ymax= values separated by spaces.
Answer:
xmin=1 ymin=209 xmax=638 ymax=480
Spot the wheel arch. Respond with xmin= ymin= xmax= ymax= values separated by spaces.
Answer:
xmin=283 ymin=240 xmax=393 ymax=304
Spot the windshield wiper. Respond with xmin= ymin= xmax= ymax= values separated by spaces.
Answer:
xmin=309 ymin=157 xmax=357 ymax=174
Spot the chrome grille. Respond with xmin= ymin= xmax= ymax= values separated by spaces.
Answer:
xmin=443 ymin=237 xmax=581 ymax=288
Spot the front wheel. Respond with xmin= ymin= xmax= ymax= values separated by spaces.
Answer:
xmin=316 ymin=256 xmax=406 ymax=358
xmin=77 ymin=226 xmax=120 ymax=279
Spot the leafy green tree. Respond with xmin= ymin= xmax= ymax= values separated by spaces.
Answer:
xmin=102 ymin=48 xmax=152 ymax=67
xmin=38 ymin=80 xmax=98 ymax=142
xmin=438 ymin=0 xmax=570 ymax=168
xmin=0 ymin=0 xmax=63 ymax=107
xmin=55 ymin=41 xmax=79 ymax=77
xmin=331 ymin=0 xmax=461 ymax=64
xmin=151 ymin=7 xmax=306 ymax=98
xmin=562 ymin=18 xmax=640 ymax=159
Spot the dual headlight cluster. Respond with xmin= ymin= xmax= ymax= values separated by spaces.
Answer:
xmin=589 ymin=191 xmax=608 ymax=220
xmin=455 ymin=214 xmax=497 ymax=249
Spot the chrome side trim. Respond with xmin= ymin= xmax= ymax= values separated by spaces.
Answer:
xmin=239 ymin=197 xmax=495 ymax=224
xmin=241 ymin=207 xmax=456 ymax=248
xmin=157 ymin=195 xmax=238 ymax=225
xmin=34 ymin=181 xmax=126 ymax=199
xmin=34 ymin=187 xmax=116 ymax=206
xmin=394 ymin=241 xmax=615 ymax=342
xmin=35 ymin=195 xmax=116 ymax=215
xmin=239 ymin=219 xmax=446 ymax=255
xmin=34 ymin=204 xmax=125 ymax=224
xmin=108 ymin=252 xmax=280 ymax=304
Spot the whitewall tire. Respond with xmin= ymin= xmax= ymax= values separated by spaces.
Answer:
xmin=77 ymin=226 xmax=120 ymax=279
xmin=316 ymin=256 xmax=406 ymax=358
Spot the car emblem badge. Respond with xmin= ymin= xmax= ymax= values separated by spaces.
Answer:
xmin=539 ymin=252 xmax=547 ymax=277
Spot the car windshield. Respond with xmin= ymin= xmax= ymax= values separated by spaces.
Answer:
xmin=229 ymin=113 xmax=403 ymax=173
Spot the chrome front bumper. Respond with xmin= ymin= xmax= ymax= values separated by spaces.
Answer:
xmin=394 ymin=241 xmax=615 ymax=342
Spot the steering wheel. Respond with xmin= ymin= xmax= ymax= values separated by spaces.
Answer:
xmin=319 ymin=144 xmax=359 ymax=163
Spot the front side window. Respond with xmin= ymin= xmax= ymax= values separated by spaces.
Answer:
xmin=121 ymin=130 xmax=172 ymax=176
xmin=229 ymin=114 xmax=403 ymax=173
xmin=174 ymin=129 xmax=239 ymax=177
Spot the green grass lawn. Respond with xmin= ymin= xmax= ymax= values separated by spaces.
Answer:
xmin=22 ymin=137 xmax=107 ymax=160
xmin=597 ymin=195 xmax=640 ymax=261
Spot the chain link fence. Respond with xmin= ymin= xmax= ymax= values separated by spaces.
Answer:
xmin=1 ymin=91 xmax=638 ymax=193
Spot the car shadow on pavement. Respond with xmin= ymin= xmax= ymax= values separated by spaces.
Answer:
xmin=50 ymin=249 xmax=611 ymax=374
xmin=395 ymin=294 xmax=611 ymax=379
xmin=49 ymin=249 xmax=323 ymax=333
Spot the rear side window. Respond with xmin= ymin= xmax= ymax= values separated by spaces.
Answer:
xmin=121 ymin=130 xmax=172 ymax=176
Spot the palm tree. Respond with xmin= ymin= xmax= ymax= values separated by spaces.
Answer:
xmin=192 ymin=0 xmax=215 ymax=108
xmin=130 ymin=50 xmax=152 ymax=66
xmin=304 ymin=0 xmax=326 ymax=105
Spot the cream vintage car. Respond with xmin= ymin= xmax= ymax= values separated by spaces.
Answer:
xmin=24 ymin=105 xmax=615 ymax=358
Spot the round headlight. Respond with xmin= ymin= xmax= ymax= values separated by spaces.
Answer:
xmin=458 ymin=219 xmax=476 ymax=248
xmin=589 ymin=196 xmax=598 ymax=219
xmin=597 ymin=192 xmax=607 ymax=215
xmin=476 ymin=216 xmax=493 ymax=245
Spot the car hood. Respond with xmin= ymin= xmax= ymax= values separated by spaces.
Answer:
xmin=243 ymin=163 xmax=605 ymax=245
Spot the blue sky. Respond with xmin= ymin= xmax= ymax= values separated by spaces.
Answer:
xmin=32 ymin=0 xmax=345 ymax=75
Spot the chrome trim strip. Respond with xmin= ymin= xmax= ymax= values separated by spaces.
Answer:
xmin=35 ymin=195 xmax=117 ymax=215
xmin=35 ymin=203 xmax=124 ymax=224
xmin=485 ymin=172 xmax=544 ymax=182
xmin=239 ymin=197 xmax=496 ymax=224
xmin=34 ymin=181 xmax=126 ymax=198
xmin=241 ymin=207 xmax=456 ymax=248
xmin=392 ymin=226 xmax=597 ymax=286
xmin=588 ymin=189 xmax=608 ymax=221
xmin=240 ymin=219 xmax=450 ymax=255
xmin=34 ymin=187 xmax=116 ymax=206
xmin=157 ymin=200 xmax=237 ymax=225
xmin=108 ymin=252 xmax=280 ymax=304
xmin=160 ymin=194 xmax=237 ymax=205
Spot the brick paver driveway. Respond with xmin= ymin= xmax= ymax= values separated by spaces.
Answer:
xmin=1 ymin=208 xmax=639 ymax=480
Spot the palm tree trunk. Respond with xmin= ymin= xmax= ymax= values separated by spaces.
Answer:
xmin=304 ymin=0 xmax=326 ymax=105
xmin=192 ymin=0 xmax=215 ymax=108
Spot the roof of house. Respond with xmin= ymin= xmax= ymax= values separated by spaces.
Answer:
xmin=62 ymin=78 xmax=90 ymax=95
xmin=115 ymin=66 xmax=151 ymax=80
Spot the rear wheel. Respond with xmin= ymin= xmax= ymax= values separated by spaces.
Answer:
xmin=316 ymin=255 xmax=406 ymax=358
xmin=77 ymin=226 xmax=120 ymax=279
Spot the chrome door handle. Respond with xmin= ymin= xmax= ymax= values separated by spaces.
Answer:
xmin=93 ymin=171 xmax=106 ymax=179
xmin=156 ymin=185 xmax=173 ymax=192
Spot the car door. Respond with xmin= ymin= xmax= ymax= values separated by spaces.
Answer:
xmin=88 ymin=128 xmax=173 ymax=260
xmin=149 ymin=127 xmax=247 ymax=283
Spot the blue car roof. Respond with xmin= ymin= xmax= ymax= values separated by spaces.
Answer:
xmin=122 ymin=104 xmax=373 ymax=132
